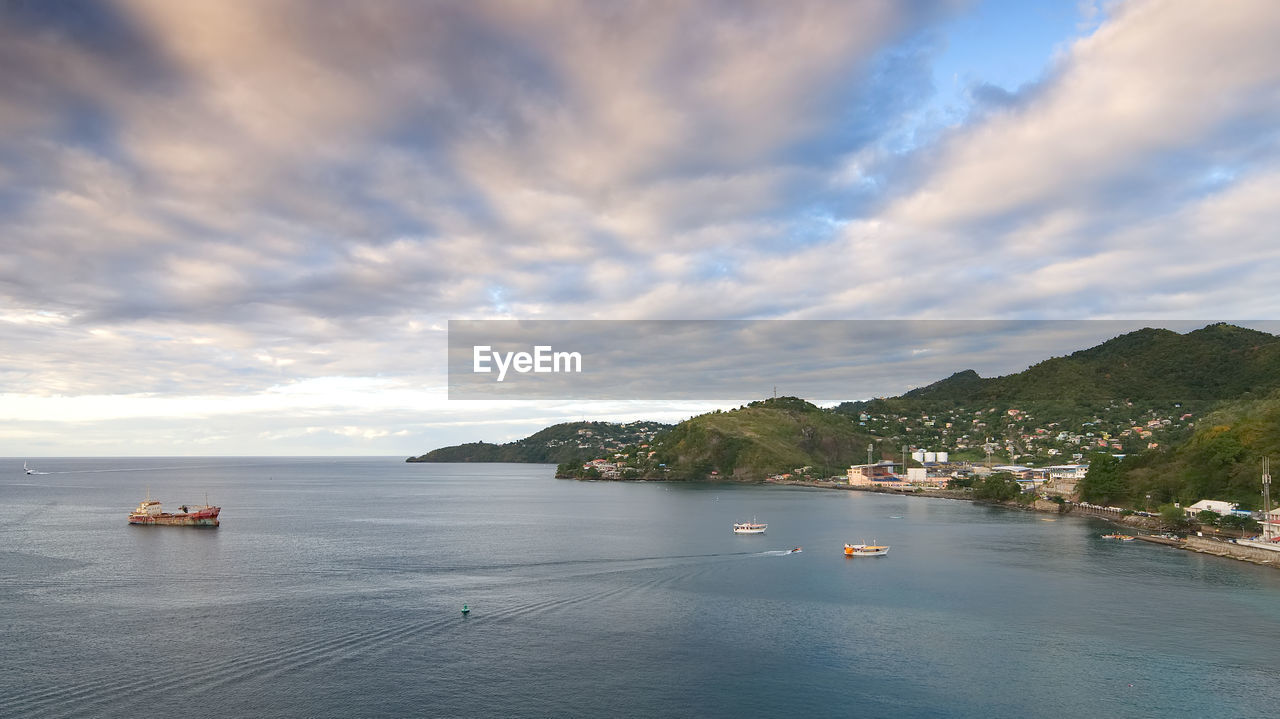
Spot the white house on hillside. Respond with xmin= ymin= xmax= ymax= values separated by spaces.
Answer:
xmin=1184 ymin=499 xmax=1237 ymax=518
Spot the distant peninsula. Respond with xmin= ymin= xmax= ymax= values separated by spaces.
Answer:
xmin=406 ymin=420 xmax=670 ymax=464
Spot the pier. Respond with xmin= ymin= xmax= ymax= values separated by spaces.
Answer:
xmin=1133 ymin=534 xmax=1184 ymax=548
xmin=1183 ymin=535 xmax=1280 ymax=567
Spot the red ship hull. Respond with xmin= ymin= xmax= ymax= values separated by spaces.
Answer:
xmin=128 ymin=505 xmax=220 ymax=527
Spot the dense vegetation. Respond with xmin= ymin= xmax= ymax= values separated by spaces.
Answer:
xmin=898 ymin=323 xmax=1280 ymax=402
xmin=556 ymin=397 xmax=885 ymax=480
xmin=406 ymin=421 xmax=670 ymax=464
xmin=1096 ymin=389 xmax=1280 ymax=509
xmin=971 ymin=472 xmax=1024 ymax=502
xmin=647 ymin=397 xmax=878 ymax=480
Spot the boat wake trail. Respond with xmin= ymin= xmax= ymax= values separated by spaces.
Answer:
xmin=0 ymin=608 xmax=472 ymax=718
xmin=1 ymin=566 xmax=704 ymax=717
xmin=387 ymin=550 xmax=766 ymax=576
xmin=31 ymin=464 xmax=223 ymax=475
xmin=1 ymin=544 xmax=785 ymax=717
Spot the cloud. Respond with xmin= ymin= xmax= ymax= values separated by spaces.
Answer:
xmin=885 ymin=0 xmax=1280 ymax=232
xmin=1 ymin=1 xmax=952 ymax=389
xmin=3 ymin=0 xmax=1280 ymax=453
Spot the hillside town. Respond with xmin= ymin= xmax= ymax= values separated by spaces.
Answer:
xmin=842 ymin=456 xmax=1088 ymax=495
xmin=846 ymin=399 xmax=1203 ymax=463
xmin=570 ymin=399 xmax=1202 ymax=489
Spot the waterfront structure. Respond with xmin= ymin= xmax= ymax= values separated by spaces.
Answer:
xmin=911 ymin=449 xmax=950 ymax=464
xmin=1041 ymin=464 xmax=1089 ymax=497
xmin=1184 ymin=499 xmax=1238 ymax=518
xmin=1235 ymin=460 xmax=1280 ymax=555
xmin=582 ymin=459 xmax=620 ymax=478
xmin=1265 ymin=508 xmax=1280 ymax=540
xmin=1046 ymin=464 xmax=1088 ymax=480
xmin=847 ymin=461 xmax=900 ymax=487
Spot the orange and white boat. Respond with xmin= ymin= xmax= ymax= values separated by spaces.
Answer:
xmin=844 ymin=542 xmax=889 ymax=557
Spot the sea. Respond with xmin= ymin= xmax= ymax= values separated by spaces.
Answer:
xmin=2 ymin=457 xmax=1279 ymax=718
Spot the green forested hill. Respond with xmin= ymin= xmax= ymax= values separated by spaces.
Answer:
xmin=901 ymin=324 xmax=1280 ymax=402
xmin=406 ymin=420 xmax=670 ymax=463
xmin=644 ymin=397 xmax=880 ymax=480
xmin=1084 ymin=388 xmax=1280 ymax=509
xmin=552 ymin=396 xmax=884 ymax=481
xmin=878 ymin=324 xmax=1280 ymax=509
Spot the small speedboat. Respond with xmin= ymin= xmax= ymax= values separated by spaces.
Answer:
xmin=789 ymin=547 xmax=802 ymax=553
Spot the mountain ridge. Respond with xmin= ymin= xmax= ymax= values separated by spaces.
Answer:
xmin=410 ymin=324 xmax=1280 ymax=507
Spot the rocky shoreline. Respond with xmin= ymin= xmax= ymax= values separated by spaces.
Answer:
xmin=824 ymin=480 xmax=1280 ymax=570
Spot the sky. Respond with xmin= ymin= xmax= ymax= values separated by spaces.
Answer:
xmin=2 ymin=0 xmax=1280 ymax=456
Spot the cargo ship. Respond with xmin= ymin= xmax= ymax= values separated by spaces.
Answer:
xmin=128 ymin=497 xmax=220 ymax=527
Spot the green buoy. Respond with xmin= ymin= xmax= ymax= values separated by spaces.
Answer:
xmin=461 ymin=604 xmax=470 ymax=616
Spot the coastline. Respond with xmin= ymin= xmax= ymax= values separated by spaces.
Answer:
xmin=564 ymin=473 xmax=1280 ymax=570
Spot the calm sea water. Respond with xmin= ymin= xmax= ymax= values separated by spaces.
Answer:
xmin=2 ymin=457 xmax=1279 ymax=718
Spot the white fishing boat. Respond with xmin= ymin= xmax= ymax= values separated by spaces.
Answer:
xmin=733 ymin=519 xmax=767 ymax=534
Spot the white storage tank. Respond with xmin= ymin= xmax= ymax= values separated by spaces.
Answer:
xmin=937 ymin=451 xmax=949 ymax=463
xmin=924 ymin=451 xmax=937 ymax=463
xmin=912 ymin=450 xmax=925 ymax=462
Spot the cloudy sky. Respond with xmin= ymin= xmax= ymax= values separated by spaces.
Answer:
xmin=3 ymin=0 xmax=1279 ymax=456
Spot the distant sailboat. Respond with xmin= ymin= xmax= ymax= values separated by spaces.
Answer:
xmin=23 ymin=462 xmax=34 ymax=475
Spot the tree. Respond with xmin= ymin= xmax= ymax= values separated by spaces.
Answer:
xmin=1159 ymin=503 xmax=1191 ymax=531
xmin=1079 ymin=453 xmax=1126 ymax=504
xmin=1217 ymin=514 xmax=1260 ymax=532
xmin=1200 ymin=427 xmax=1246 ymax=470
xmin=1195 ymin=509 xmax=1222 ymax=526
xmin=973 ymin=472 xmax=1022 ymax=501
